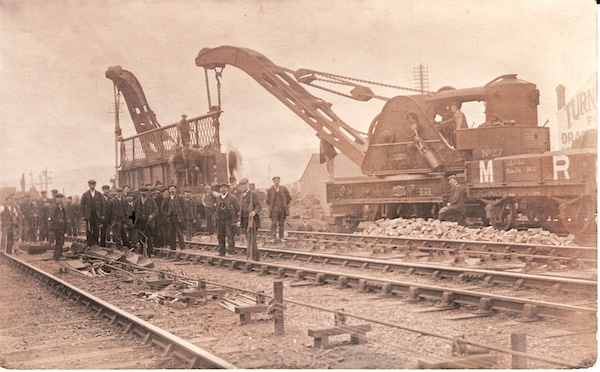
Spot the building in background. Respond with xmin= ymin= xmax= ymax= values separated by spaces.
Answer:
xmin=297 ymin=153 xmax=362 ymax=215
xmin=555 ymin=74 xmax=597 ymax=150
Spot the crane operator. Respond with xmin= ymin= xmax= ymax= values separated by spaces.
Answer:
xmin=436 ymin=102 xmax=467 ymax=148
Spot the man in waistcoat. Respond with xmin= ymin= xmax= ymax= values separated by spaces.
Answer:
xmin=133 ymin=187 xmax=158 ymax=257
xmin=80 ymin=179 xmax=106 ymax=248
xmin=265 ymin=176 xmax=292 ymax=243
xmin=215 ymin=182 xmax=239 ymax=256
xmin=237 ymin=178 xmax=261 ymax=261
xmin=162 ymin=185 xmax=185 ymax=251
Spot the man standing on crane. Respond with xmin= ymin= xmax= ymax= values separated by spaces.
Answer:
xmin=177 ymin=114 xmax=191 ymax=146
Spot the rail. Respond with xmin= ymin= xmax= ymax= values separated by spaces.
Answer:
xmin=1 ymin=252 xmax=236 ymax=369
xmin=81 ymin=247 xmax=587 ymax=369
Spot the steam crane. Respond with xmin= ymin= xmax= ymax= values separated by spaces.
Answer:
xmin=106 ymin=66 xmax=161 ymax=134
xmin=195 ymin=46 xmax=594 ymax=235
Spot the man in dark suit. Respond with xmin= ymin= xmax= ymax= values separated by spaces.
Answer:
xmin=36 ymin=190 xmax=50 ymax=242
xmin=80 ymin=179 xmax=106 ymax=248
xmin=65 ymin=196 xmax=77 ymax=237
xmin=182 ymin=189 xmax=197 ymax=241
xmin=215 ymin=182 xmax=239 ymax=256
xmin=438 ymin=175 xmax=467 ymax=226
xmin=162 ymin=185 xmax=185 ymax=250
xmin=107 ymin=187 xmax=131 ymax=249
xmin=150 ymin=187 xmax=165 ymax=247
xmin=133 ymin=187 xmax=158 ymax=257
xmin=265 ymin=176 xmax=292 ymax=243
xmin=48 ymin=193 xmax=68 ymax=261
xmin=201 ymin=182 xmax=217 ymax=237
xmin=237 ymin=178 xmax=261 ymax=261
xmin=100 ymin=185 xmax=111 ymax=247
xmin=19 ymin=194 xmax=36 ymax=242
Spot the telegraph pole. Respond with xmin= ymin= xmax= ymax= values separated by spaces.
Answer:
xmin=413 ymin=63 xmax=429 ymax=94
xmin=110 ymin=85 xmax=123 ymax=187
xmin=39 ymin=166 xmax=52 ymax=191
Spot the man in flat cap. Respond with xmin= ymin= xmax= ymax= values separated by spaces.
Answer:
xmin=19 ymin=194 xmax=36 ymax=242
xmin=107 ymin=187 xmax=132 ymax=249
xmin=0 ymin=195 xmax=19 ymax=254
xmin=438 ymin=175 xmax=467 ymax=225
xmin=36 ymin=190 xmax=51 ymax=243
xmin=150 ymin=187 xmax=165 ymax=248
xmin=133 ymin=186 xmax=158 ymax=257
xmin=201 ymin=182 xmax=217 ymax=237
xmin=48 ymin=193 xmax=68 ymax=260
xmin=182 ymin=188 xmax=197 ymax=241
xmin=65 ymin=196 xmax=77 ymax=237
xmin=215 ymin=182 xmax=239 ymax=256
xmin=162 ymin=185 xmax=185 ymax=251
xmin=46 ymin=190 xmax=60 ymax=246
xmin=100 ymin=185 xmax=111 ymax=247
xmin=237 ymin=178 xmax=261 ymax=261
xmin=80 ymin=179 xmax=106 ymax=248
xmin=265 ymin=176 xmax=292 ymax=243
xmin=177 ymin=114 xmax=191 ymax=147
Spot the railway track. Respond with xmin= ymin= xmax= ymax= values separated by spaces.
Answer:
xmin=66 ymin=234 xmax=597 ymax=318
xmin=259 ymin=230 xmax=598 ymax=264
xmin=147 ymin=248 xmax=596 ymax=322
xmin=0 ymin=252 xmax=235 ymax=369
xmin=68 ymin=235 xmax=597 ymax=297
xmin=5 ymin=240 xmax=597 ymax=369
xmin=62 ymin=237 xmax=596 ymax=323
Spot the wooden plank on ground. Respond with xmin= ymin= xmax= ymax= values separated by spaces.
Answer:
xmin=444 ymin=312 xmax=494 ymax=320
xmin=418 ymin=354 xmax=497 ymax=369
xmin=411 ymin=306 xmax=457 ymax=313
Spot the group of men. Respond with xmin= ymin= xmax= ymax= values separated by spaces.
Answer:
xmin=195 ymin=175 xmax=291 ymax=260
xmin=78 ymin=175 xmax=291 ymax=262
xmin=0 ymin=189 xmax=80 ymax=259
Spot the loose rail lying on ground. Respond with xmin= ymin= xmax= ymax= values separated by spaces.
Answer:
xmin=1 ymin=252 xmax=236 ymax=369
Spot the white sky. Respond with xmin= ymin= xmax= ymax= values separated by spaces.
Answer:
xmin=0 ymin=0 xmax=597 ymax=193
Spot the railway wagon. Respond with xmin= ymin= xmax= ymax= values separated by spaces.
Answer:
xmin=466 ymin=147 xmax=597 ymax=234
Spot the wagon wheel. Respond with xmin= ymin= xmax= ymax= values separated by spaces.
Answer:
xmin=489 ymin=199 xmax=516 ymax=231
xmin=559 ymin=197 xmax=597 ymax=235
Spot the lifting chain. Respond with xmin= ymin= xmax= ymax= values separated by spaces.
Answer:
xmin=204 ymin=68 xmax=212 ymax=108
xmin=304 ymin=68 xmax=432 ymax=94
xmin=215 ymin=67 xmax=223 ymax=109
xmin=204 ymin=67 xmax=224 ymax=110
